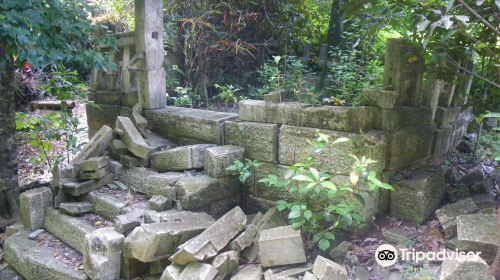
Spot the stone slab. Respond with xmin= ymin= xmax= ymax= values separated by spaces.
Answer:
xmin=312 ymin=256 xmax=348 ymax=280
xmin=80 ymin=156 xmax=110 ymax=171
xmin=43 ymin=208 xmax=95 ymax=254
xmin=440 ymin=254 xmax=494 ymax=280
xmin=360 ymin=89 xmax=398 ymax=109
xmin=150 ymin=144 xmax=216 ymax=172
xmin=73 ymin=125 xmax=113 ymax=164
xmin=230 ymin=264 xmax=262 ymax=280
xmin=59 ymin=202 xmax=94 ymax=216
xmin=62 ymin=173 xmax=113 ymax=196
xmin=279 ymin=125 xmax=386 ymax=174
xmin=259 ymin=226 xmax=306 ymax=267
xmin=224 ymin=121 xmax=279 ymax=163
xmin=119 ymin=167 xmax=181 ymax=198
xmin=4 ymin=231 xmax=88 ymax=280
xmin=83 ymin=227 xmax=125 ymax=280
xmin=212 ymin=251 xmax=239 ymax=279
xmin=86 ymin=189 xmax=151 ymax=220
xmin=229 ymin=224 xmax=258 ymax=252
xmin=457 ymin=213 xmax=499 ymax=261
xmin=170 ymin=207 xmax=246 ymax=265
xmin=385 ymin=124 xmax=435 ymax=170
xmin=180 ymin=262 xmax=217 ymax=280
xmin=116 ymin=116 xmax=149 ymax=158
xmin=435 ymin=198 xmax=479 ymax=238
xmin=145 ymin=106 xmax=238 ymax=145
xmin=374 ymin=106 xmax=433 ymax=130
xmin=239 ymin=100 xmax=375 ymax=132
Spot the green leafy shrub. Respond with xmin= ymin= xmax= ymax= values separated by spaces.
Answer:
xmin=41 ymin=66 xmax=87 ymax=100
xmin=226 ymin=159 xmax=262 ymax=210
xmin=215 ymin=84 xmax=242 ymax=106
xmin=173 ymin=86 xmax=193 ymax=107
xmin=258 ymin=133 xmax=393 ymax=251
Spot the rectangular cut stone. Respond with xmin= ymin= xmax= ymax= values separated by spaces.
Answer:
xmin=119 ymin=167 xmax=180 ymax=198
xmin=124 ymin=212 xmax=215 ymax=262
xmin=449 ymin=119 xmax=469 ymax=152
xmin=80 ymin=156 xmax=110 ymax=171
xmin=4 ymin=232 xmax=88 ymax=280
xmin=374 ymin=106 xmax=433 ymax=130
xmin=258 ymin=226 xmax=306 ymax=267
xmin=239 ymin=100 xmax=375 ymax=132
xmin=174 ymin=175 xmax=239 ymax=213
xmin=137 ymin=69 xmax=167 ymax=109
xmin=312 ymin=256 xmax=348 ymax=280
xmin=279 ymin=125 xmax=386 ymax=174
xmin=115 ymin=116 xmax=149 ymax=158
xmin=79 ymin=166 xmax=111 ymax=180
xmin=161 ymin=264 xmax=183 ymax=280
xmin=229 ymin=224 xmax=258 ymax=252
xmin=110 ymin=139 xmax=128 ymax=158
xmin=59 ymin=202 xmax=93 ymax=216
xmin=180 ymin=262 xmax=217 ymax=280
xmin=62 ymin=173 xmax=113 ymax=196
xmin=84 ymin=227 xmax=125 ymax=280
xmin=145 ymin=106 xmax=238 ymax=145
xmin=44 ymin=208 xmax=95 ymax=254
xmin=170 ymin=207 xmax=247 ymax=265
xmin=385 ymin=124 xmax=435 ymax=170
xmin=150 ymin=144 xmax=216 ymax=172
xmin=231 ymin=264 xmax=262 ymax=280
xmin=435 ymin=107 xmax=460 ymax=128
xmin=212 ymin=251 xmax=239 ymax=279
xmin=224 ymin=121 xmax=279 ymax=163
xmin=435 ymin=198 xmax=478 ymax=238
xmin=204 ymin=145 xmax=245 ymax=178
xmin=72 ymin=125 xmax=113 ymax=164
xmin=431 ymin=125 xmax=453 ymax=159
xmin=86 ymin=104 xmax=121 ymax=138
xmin=20 ymin=187 xmax=52 ymax=230
xmin=360 ymin=89 xmax=398 ymax=109
xmin=440 ymin=254 xmax=494 ymax=280
xmin=457 ymin=214 xmax=499 ymax=261
xmin=246 ymin=163 xmax=292 ymax=201
xmin=390 ymin=167 xmax=445 ymax=224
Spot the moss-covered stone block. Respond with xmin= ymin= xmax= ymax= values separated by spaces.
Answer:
xmin=434 ymin=107 xmax=460 ymax=128
xmin=385 ymin=124 xmax=435 ymax=170
xmin=390 ymin=167 xmax=445 ymax=224
xmin=279 ymin=125 xmax=385 ymax=175
xmin=224 ymin=121 xmax=279 ymax=163
xmin=374 ymin=106 xmax=433 ymax=130
xmin=204 ymin=145 xmax=245 ymax=178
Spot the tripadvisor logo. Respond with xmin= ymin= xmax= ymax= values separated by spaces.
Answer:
xmin=375 ymin=244 xmax=482 ymax=267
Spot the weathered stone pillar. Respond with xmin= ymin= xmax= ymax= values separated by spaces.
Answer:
xmin=383 ymin=38 xmax=424 ymax=107
xmin=134 ymin=0 xmax=166 ymax=109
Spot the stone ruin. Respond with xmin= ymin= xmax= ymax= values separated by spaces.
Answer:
xmin=3 ymin=0 xmax=496 ymax=279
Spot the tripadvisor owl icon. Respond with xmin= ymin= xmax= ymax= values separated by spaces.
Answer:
xmin=375 ymin=244 xmax=398 ymax=267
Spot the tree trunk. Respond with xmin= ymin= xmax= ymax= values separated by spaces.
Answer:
xmin=0 ymin=57 xmax=20 ymax=224
xmin=326 ymin=0 xmax=344 ymax=50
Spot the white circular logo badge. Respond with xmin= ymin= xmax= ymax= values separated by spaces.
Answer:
xmin=375 ymin=244 xmax=398 ymax=267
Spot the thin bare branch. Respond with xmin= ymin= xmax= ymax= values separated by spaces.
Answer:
xmin=456 ymin=0 xmax=500 ymax=37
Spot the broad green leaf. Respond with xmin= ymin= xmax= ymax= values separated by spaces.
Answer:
xmin=293 ymin=174 xmax=315 ymax=183
xmin=318 ymin=238 xmax=330 ymax=251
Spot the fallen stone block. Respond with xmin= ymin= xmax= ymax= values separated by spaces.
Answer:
xmin=79 ymin=166 xmax=111 ymax=180
xmin=229 ymin=224 xmax=258 ymax=252
xmin=86 ymin=188 xmax=151 ymax=220
xmin=435 ymin=198 xmax=479 ymax=238
xmin=145 ymin=106 xmax=238 ymax=145
xmin=259 ymin=225 xmax=306 ymax=267
xmin=175 ymin=175 xmax=239 ymax=213
xmin=4 ymin=231 xmax=88 ymax=280
xmin=62 ymin=173 xmax=113 ymax=196
xmin=328 ymin=241 xmax=353 ymax=263
xmin=43 ymin=208 xmax=95 ymax=254
xmin=84 ymin=227 xmax=125 ymax=280
xmin=161 ymin=264 xmax=183 ymax=280
xmin=212 ymin=251 xmax=239 ymax=280
xmin=51 ymin=163 xmax=78 ymax=188
xmin=170 ymin=206 xmax=247 ymax=265
xmin=181 ymin=262 xmax=217 ymax=280
xmin=360 ymin=89 xmax=398 ymax=109
xmin=457 ymin=213 xmax=499 ymax=261
xmin=110 ymin=139 xmax=128 ymax=158
xmin=114 ymin=210 xmax=147 ymax=235
xmin=132 ymin=103 xmax=148 ymax=133
xmin=151 ymin=144 xmax=216 ymax=172
xmin=119 ymin=153 xmax=148 ymax=168
xmin=390 ymin=167 xmax=445 ymax=224
xmin=440 ymin=254 xmax=494 ymax=280
xmin=72 ymin=125 xmax=113 ymax=165
xmin=124 ymin=212 xmax=215 ymax=262
xmin=80 ymin=156 xmax=110 ymax=171
xmin=204 ymin=145 xmax=245 ymax=178
xmin=59 ymin=202 xmax=94 ymax=216
xmin=116 ymin=116 xmax=149 ymax=158
xmin=119 ymin=167 xmax=181 ymax=198
xmin=382 ymin=227 xmax=417 ymax=244
xmin=279 ymin=125 xmax=386 ymax=174
xmin=20 ymin=187 xmax=52 ymax=230
xmin=224 ymin=121 xmax=279 ymax=163
xmin=149 ymin=195 xmax=172 ymax=211
xmin=230 ymin=264 xmax=262 ymax=280
xmin=312 ymin=256 xmax=348 ymax=280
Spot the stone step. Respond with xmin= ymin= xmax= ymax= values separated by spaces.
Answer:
xmin=150 ymin=144 xmax=216 ymax=172
xmin=4 ymin=230 xmax=88 ymax=280
xmin=85 ymin=186 xmax=152 ymax=220
xmin=43 ymin=208 xmax=95 ymax=254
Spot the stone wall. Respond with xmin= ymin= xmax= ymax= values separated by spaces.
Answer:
xmin=86 ymin=38 xmax=473 ymax=221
